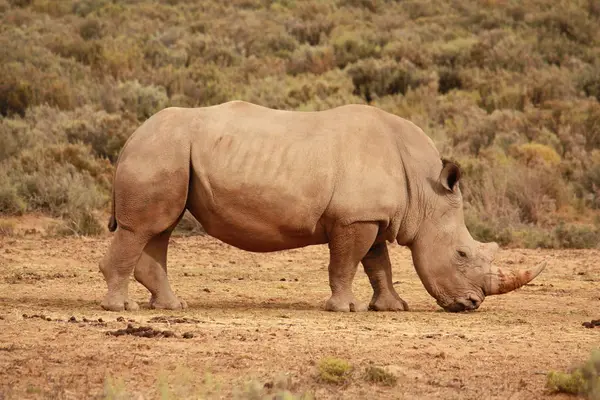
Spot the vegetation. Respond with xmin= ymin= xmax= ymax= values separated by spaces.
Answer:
xmin=317 ymin=357 xmax=353 ymax=384
xmin=546 ymin=349 xmax=600 ymax=399
xmin=0 ymin=0 xmax=599 ymax=246
xmin=363 ymin=365 xmax=398 ymax=386
xmin=101 ymin=370 xmax=313 ymax=400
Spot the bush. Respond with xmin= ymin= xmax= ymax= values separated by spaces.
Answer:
xmin=1 ymin=0 xmax=599 ymax=243
xmin=347 ymin=58 xmax=425 ymax=102
xmin=547 ymin=349 xmax=600 ymax=398
xmin=118 ymin=80 xmax=169 ymax=120
xmin=363 ymin=366 xmax=398 ymax=386
xmin=63 ymin=108 xmax=137 ymax=162
xmin=287 ymin=17 xmax=333 ymax=46
xmin=287 ymin=45 xmax=336 ymax=76
xmin=4 ymin=143 xmax=109 ymax=216
xmin=554 ymin=222 xmax=600 ymax=249
xmin=331 ymin=29 xmax=383 ymax=68
xmin=0 ymin=173 xmax=26 ymax=215
xmin=317 ymin=357 xmax=352 ymax=385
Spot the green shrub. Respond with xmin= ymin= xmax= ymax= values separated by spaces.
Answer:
xmin=547 ymin=349 xmax=600 ymax=399
xmin=79 ymin=18 xmax=103 ymax=40
xmin=63 ymin=108 xmax=137 ymax=162
xmin=363 ymin=365 xmax=398 ymax=386
xmin=118 ymin=80 xmax=169 ymax=120
xmin=331 ymin=30 xmax=383 ymax=68
xmin=8 ymin=0 xmax=32 ymax=7
xmin=4 ymin=143 xmax=109 ymax=216
xmin=1 ymin=0 xmax=600 ymax=245
xmin=287 ymin=45 xmax=336 ymax=75
xmin=0 ymin=173 xmax=26 ymax=215
xmin=464 ymin=208 xmax=514 ymax=246
xmin=554 ymin=222 xmax=600 ymax=249
xmin=287 ymin=17 xmax=333 ymax=46
xmin=317 ymin=357 xmax=352 ymax=385
xmin=347 ymin=58 xmax=425 ymax=102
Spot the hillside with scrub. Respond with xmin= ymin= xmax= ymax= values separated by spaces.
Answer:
xmin=0 ymin=0 xmax=599 ymax=248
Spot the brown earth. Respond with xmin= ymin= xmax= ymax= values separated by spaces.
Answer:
xmin=0 ymin=227 xmax=599 ymax=399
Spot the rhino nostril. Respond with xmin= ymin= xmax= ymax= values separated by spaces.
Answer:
xmin=467 ymin=297 xmax=481 ymax=310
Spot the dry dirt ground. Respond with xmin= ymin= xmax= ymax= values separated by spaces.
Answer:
xmin=0 ymin=226 xmax=599 ymax=399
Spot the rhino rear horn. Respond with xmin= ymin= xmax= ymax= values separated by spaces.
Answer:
xmin=485 ymin=261 xmax=547 ymax=296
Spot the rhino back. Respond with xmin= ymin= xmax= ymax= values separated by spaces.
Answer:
xmin=186 ymin=102 xmax=336 ymax=250
xmin=186 ymin=101 xmax=420 ymax=250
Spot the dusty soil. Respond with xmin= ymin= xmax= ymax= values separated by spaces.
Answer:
xmin=0 ymin=230 xmax=599 ymax=399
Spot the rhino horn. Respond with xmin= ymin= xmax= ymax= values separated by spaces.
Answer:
xmin=485 ymin=261 xmax=547 ymax=295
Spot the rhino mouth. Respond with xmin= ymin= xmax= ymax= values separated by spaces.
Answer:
xmin=438 ymin=296 xmax=482 ymax=313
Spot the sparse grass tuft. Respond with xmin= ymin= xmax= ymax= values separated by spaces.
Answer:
xmin=317 ymin=357 xmax=352 ymax=384
xmin=102 ymin=370 xmax=313 ymax=400
xmin=363 ymin=365 xmax=398 ymax=387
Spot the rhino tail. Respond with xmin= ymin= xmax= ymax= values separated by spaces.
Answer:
xmin=107 ymin=138 xmax=129 ymax=233
xmin=107 ymin=171 xmax=118 ymax=232
xmin=107 ymin=213 xmax=117 ymax=232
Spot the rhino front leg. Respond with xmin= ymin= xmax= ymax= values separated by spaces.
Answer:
xmin=324 ymin=222 xmax=379 ymax=312
xmin=134 ymin=229 xmax=187 ymax=310
xmin=361 ymin=242 xmax=409 ymax=311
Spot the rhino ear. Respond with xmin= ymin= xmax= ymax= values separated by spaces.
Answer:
xmin=440 ymin=159 xmax=461 ymax=192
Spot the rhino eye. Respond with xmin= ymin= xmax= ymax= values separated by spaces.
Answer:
xmin=457 ymin=250 xmax=467 ymax=258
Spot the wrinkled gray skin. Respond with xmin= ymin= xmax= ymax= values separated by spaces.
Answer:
xmin=99 ymin=100 xmax=545 ymax=313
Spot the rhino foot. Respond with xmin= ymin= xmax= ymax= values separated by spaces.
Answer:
xmin=369 ymin=295 xmax=409 ymax=312
xmin=325 ymin=295 xmax=368 ymax=312
xmin=101 ymin=296 xmax=140 ymax=312
xmin=150 ymin=295 xmax=188 ymax=310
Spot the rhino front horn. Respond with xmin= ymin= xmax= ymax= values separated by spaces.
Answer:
xmin=485 ymin=261 xmax=547 ymax=296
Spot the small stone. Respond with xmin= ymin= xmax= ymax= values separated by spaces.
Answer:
xmin=183 ymin=332 xmax=194 ymax=339
xmin=280 ymin=278 xmax=286 ymax=281
xmin=83 ymin=318 xmax=89 ymax=323
xmin=583 ymin=322 xmax=593 ymax=328
xmin=97 ymin=318 xmax=103 ymax=323
xmin=116 ymin=316 xmax=125 ymax=322
xmin=69 ymin=316 xmax=77 ymax=323
xmin=46 ymin=317 xmax=52 ymax=321
xmin=203 ymin=288 xmax=211 ymax=293
xmin=22 ymin=314 xmax=28 ymax=318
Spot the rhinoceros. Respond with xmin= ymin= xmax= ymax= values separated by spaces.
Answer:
xmin=98 ymin=100 xmax=545 ymax=313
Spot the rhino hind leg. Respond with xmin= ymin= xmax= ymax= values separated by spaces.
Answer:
xmin=134 ymin=217 xmax=187 ymax=310
xmin=324 ymin=222 xmax=380 ymax=312
xmin=99 ymin=228 xmax=149 ymax=311
xmin=361 ymin=243 xmax=409 ymax=311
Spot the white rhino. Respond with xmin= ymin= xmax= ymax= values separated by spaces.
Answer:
xmin=99 ymin=100 xmax=545 ymax=313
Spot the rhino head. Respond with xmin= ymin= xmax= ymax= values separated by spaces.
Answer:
xmin=407 ymin=159 xmax=546 ymax=312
